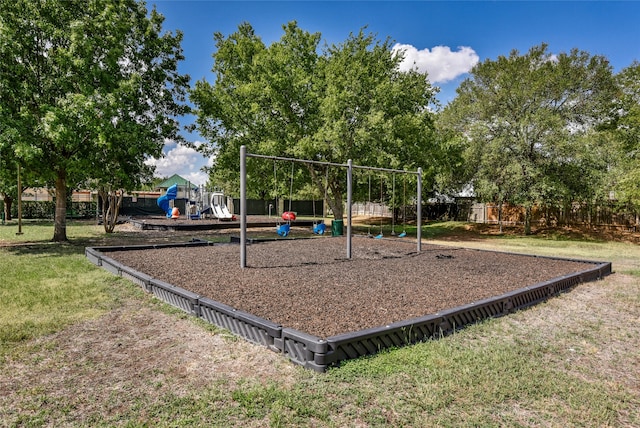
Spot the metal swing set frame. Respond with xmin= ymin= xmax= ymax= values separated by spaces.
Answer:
xmin=239 ymin=145 xmax=422 ymax=268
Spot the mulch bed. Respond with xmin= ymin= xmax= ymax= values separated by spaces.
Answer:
xmin=106 ymin=236 xmax=596 ymax=339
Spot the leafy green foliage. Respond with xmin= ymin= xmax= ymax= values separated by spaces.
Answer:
xmin=191 ymin=22 xmax=443 ymax=218
xmin=608 ymin=62 xmax=640 ymax=207
xmin=440 ymin=44 xmax=618 ymax=233
xmin=0 ymin=0 xmax=189 ymax=239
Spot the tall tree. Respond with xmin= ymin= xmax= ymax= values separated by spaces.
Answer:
xmin=609 ymin=62 xmax=640 ymax=209
xmin=440 ymin=44 xmax=617 ymax=234
xmin=0 ymin=0 xmax=189 ymax=240
xmin=0 ymin=157 xmax=17 ymax=222
xmin=0 ymin=106 xmax=41 ymax=222
xmin=190 ymin=22 xmax=440 ymax=219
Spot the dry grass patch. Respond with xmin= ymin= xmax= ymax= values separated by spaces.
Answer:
xmin=0 ymin=295 xmax=297 ymax=426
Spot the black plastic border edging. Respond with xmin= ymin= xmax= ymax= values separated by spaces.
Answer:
xmin=129 ymin=219 xmax=315 ymax=231
xmin=85 ymin=241 xmax=612 ymax=373
xmin=199 ymin=296 xmax=281 ymax=352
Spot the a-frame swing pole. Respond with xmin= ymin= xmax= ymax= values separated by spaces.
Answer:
xmin=240 ymin=145 xmax=247 ymax=268
xmin=417 ymin=167 xmax=422 ymax=252
xmin=347 ymin=159 xmax=352 ymax=260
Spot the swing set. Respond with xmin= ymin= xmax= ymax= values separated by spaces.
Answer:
xmin=311 ymin=168 xmax=329 ymax=235
xmin=273 ymin=162 xmax=295 ymax=237
xmin=239 ymin=145 xmax=423 ymax=268
xmin=392 ymin=173 xmax=409 ymax=238
xmin=272 ymin=160 xmax=327 ymax=237
xmin=364 ymin=172 xmax=410 ymax=239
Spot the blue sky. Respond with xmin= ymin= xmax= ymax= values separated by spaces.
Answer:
xmin=146 ymin=0 xmax=640 ymax=185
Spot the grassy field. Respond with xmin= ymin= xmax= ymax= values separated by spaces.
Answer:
xmin=0 ymin=219 xmax=638 ymax=427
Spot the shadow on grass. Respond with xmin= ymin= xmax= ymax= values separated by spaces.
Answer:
xmin=352 ymin=219 xmax=639 ymax=244
xmin=470 ymin=223 xmax=632 ymax=243
xmin=2 ymin=241 xmax=87 ymax=258
xmin=353 ymin=220 xmax=481 ymax=240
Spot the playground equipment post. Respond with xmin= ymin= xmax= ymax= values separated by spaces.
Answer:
xmin=347 ymin=159 xmax=352 ymax=259
xmin=240 ymin=145 xmax=247 ymax=268
xmin=417 ymin=167 xmax=422 ymax=252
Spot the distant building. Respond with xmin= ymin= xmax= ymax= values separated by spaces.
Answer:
xmin=155 ymin=174 xmax=198 ymax=200
xmin=19 ymin=188 xmax=92 ymax=202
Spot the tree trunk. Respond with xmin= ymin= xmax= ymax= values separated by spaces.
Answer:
xmin=100 ymin=188 xmax=124 ymax=233
xmin=524 ymin=205 xmax=532 ymax=235
xmin=53 ymin=171 xmax=68 ymax=242
xmin=498 ymin=201 xmax=503 ymax=234
xmin=308 ymin=166 xmax=344 ymax=220
xmin=2 ymin=194 xmax=13 ymax=221
xmin=327 ymin=191 xmax=344 ymax=220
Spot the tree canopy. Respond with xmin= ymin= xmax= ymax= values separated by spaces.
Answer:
xmin=439 ymin=44 xmax=618 ymax=233
xmin=608 ymin=62 xmax=640 ymax=208
xmin=190 ymin=22 xmax=444 ymax=219
xmin=0 ymin=0 xmax=189 ymax=238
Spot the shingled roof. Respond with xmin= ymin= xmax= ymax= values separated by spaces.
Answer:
xmin=155 ymin=174 xmax=198 ymax=190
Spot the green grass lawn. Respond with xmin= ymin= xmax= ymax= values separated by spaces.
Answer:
xmin=1 ymin=220 xmax=638 ymax=427
xmin=0 ymin=220 xmax=122 ymax=358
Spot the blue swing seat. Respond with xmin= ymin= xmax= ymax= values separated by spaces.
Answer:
xmin=277 ymin=223 xmax=290 ymax=237
xmin=313 ymin=223 xmax=326 ymax=235
xmin=398 ymin=231 xmax=407 ymax=238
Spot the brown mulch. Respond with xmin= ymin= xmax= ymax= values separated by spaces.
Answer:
xmin=105 ymin=236 xmax=597 ymax=339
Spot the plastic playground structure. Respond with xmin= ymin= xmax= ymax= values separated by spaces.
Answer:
xmin=157 ymin=182 xmax=236 ymax=221
xmin=210 ymin=191 xmax=234 ymax=221
xmin=156 ymin=184 xmax=180 ymax=218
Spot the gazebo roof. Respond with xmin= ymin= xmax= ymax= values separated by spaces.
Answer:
xmin=155 ymin=174 xmax=198 ymax=190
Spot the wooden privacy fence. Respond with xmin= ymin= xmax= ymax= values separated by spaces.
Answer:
xmin=468 ymin=202 xmax=639 ymax=229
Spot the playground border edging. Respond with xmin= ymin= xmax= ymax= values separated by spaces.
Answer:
xmin=128 ymin=218 xmax=315 ymax=231
xmin=85 ymin=240 xmax=611 ymax=372
xmin=198 ymin=296 xmax=282 ymax=352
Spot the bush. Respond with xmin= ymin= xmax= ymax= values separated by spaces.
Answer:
xmin=10 ymin=201 xmax=97 ymax=219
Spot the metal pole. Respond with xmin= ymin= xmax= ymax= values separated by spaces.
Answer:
xmin=417 ymin=167 xmax=422 ymax=252
xmin=16 ymin=163 xmax=23 ymax=235
xmin=247 ymin=152 xmax=346 ymax=168
xmin=240 ymin=145 xmax=247 ymax=268
xmin=346 ymin=159 xmax=352 ymax=259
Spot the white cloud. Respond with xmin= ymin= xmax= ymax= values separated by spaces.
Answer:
xmin=392 ymin=43 xmax=479 ymax=83
xmin=145 ymin=140 xmax=211 ymax=186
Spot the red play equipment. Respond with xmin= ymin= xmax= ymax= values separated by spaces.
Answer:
xmin=282 ymin=211 xmax=296 ymax=221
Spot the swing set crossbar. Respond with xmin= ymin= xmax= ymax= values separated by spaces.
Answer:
xmin=350 ymin=164 xmax=421 ymax=175
xmin=246 ymin=153 xmax=346 ymax=168
xmin=246 ymin=153 xmax=420 ymax=175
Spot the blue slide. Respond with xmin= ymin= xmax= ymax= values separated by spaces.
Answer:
xmin=157 ymin=184 xmax=178 ymax=218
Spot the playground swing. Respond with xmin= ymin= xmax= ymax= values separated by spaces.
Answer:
xmin=275 ymin=162 xmax=297 ymax=237
xmin=273 ymin=162 xmax=289 ymax=237
xmin=366 ymin=172 xmax=373 ymax=237
xmin=398 ymin=174 xmax=408 ymax=238
xmin=374 ymin=175 xmax=384 ymax=239
xmin=311 ymin=168 xmax=328 ymax=235
xmin=391 ymin=173 xmax=397 ymax=236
